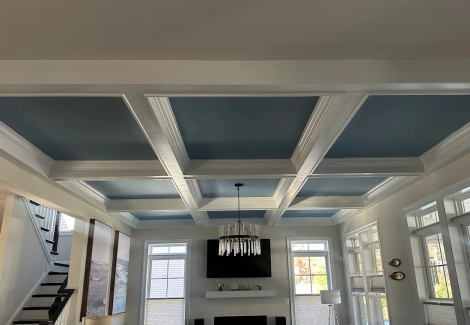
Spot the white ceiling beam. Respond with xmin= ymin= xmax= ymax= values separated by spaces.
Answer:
xmin=107 ymin=198 xmax=187 ymax=212
xmin=313 ymin=157 xmax=424 ymax=177
xmin=184 ymin=159 xmax=296 ymax=179
xmin=198 ymin=197 xmax=278 ymax=211
xmin=49 ymin=160 xmax=168 ymax=180
xmin=124 ymin=94 xmax=208 ymax=226
xmin=265 ymin=94 xmax=369 ymax=226
xmin=288 ymin=196 xmax=365 ymax=210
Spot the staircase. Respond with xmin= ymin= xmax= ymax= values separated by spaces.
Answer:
xmin=10 ymin=200 xmax=74 ymax=325
xmin=13 ymin=263 xmax=69 ymax=325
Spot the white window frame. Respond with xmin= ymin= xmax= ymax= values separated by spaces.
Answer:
xmin=139 ymin=239 xmax=191 ymax=325
xmin=287 ymin=237 xmax=338 ymax=325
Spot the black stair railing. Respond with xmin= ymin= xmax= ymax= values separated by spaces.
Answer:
xmin=39 ymin=277 xmax=74 ymax=325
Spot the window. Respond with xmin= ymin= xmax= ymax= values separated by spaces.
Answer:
xmin=143 ymin=242 xmax=189 ymax=325
xmin=288 ymin=239 xmax=334 ymax=325
xmin=59 ymin=214 xmax=75 ymax=232
xmin=423 ymin=233 xmax=452 ymax=299
xmin=462 ymin=198 xmax=470 ymax=213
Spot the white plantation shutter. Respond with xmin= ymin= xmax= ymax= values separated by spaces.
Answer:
xmin=145 ymin=243 xmax=188 ymax=325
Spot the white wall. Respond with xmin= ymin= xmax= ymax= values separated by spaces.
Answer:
xmin=340 ymin=151 xmax=470 ymax=325
xmin=0 ymin=196 xmax=50 ymax=325
xmin=125 ymin=226 xmax=347 ymax=325
xmin=57 ymin=233 xmax=73 ymax=262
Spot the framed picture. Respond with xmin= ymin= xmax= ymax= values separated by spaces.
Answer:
xmin=109 ymin=231 xmax=131 ymax=314
xmin=81 ymin=220 xmax=113 ymax=319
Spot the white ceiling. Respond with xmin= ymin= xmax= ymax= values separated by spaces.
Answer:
xmin=1 ymin=1 xmax=470 ymax=60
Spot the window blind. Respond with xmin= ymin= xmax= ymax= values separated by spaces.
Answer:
xmin=424 ymin=303 xmax=457 ymax=325
xmin=149 ymin=259 xmax=185 ymax=298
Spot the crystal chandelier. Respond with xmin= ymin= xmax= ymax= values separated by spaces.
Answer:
xmin=218 ymin=183 xmax=261 ymax=256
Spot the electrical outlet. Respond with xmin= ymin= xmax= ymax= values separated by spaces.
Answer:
xmin=285 ymin=298 xmax=290 ymax=305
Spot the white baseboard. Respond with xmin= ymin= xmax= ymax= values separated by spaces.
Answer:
xmin=6 ymin=267 xmax=49 ymax=325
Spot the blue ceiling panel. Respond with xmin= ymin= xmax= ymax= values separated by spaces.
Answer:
xmin=298 ymin=177 xmax=386 ymax=197
xmin=207 ymin=210 xmax=266 ymax=219
xmin=170 ymin=97 xmax=318 ymax=159
xmin=282 ymin=210 xmax=340 ymax=218
xmin=0 ymin=97 xmax=157 ymax=160
xmin=131 ymin=211 xmax=193 ymax=221
xmin=86 ymin=179 xmax=180 ymax=199
xmin=198 ymin=178 xmax=280 ymax=198
xmin=327 ymin=95 xmax=470 ymax=158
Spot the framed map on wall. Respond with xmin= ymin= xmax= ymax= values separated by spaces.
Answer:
xmin=109 ymin=231 xmax=131 ymax=314
xmin=81 ymin=220 xmax=113 ymax=319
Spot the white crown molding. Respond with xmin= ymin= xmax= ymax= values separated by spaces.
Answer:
xmin=314 ymin=157 xmax=424 ymax=177
xmin=184 ymin=159 xmax=296 ymax=179
xmin=137 ymin=219 xmax=198 ymax=229
xmin=0 ymin=121 xmax=54 ymax=176
xmin=111 ymin=212 xmax=139 ymax=229
xmin=107 ymin=198 xmax=187 ymax=212
xmin=421 ymin=120 xmax=470 ymax=172
xmin=333 ymin=209 xmax=358 ymax=224
xmin=49 ymin=160 xmax=167 ymax=180
xmin=267 ymin=93 xmax=368 ymax=226
xmin=275 ymin=217 xmax=336 ymax=227
xmin=57 ymin=180 xmax=110 ymax=210
xmin=198 ymin=197 xmax=277 ymax=211
xmin=288 ymin=196 xmax=365 ymax=210
xmin=273 ymin=178 xmax=295 ymax=206
xmin=147 ymin=96 xmax=190 ymax=169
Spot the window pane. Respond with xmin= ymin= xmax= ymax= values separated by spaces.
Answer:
xmin=167 ymin=278 xmax=184 ymax=298
xmin=169 ymin=245 xmax=187 ymax=254
xmin=168 ymin=260 xmax=185 ymax=278
xmin=425 ymin=234 xmax=446 ymax=266
xmin=381 ymin=298 xmax=389 ymax=324
xmin=145 ymin=299 xmax=184 ymax=325
xmin=430 ymin=266 xmax=452 ymax=299
xmin=357 ymin=253 xmax=363 ymax=275
xmin=463 ymin=198 xmax=470 ymax=213
xmin=59 ymin=214 xmax=75 ymax=231
xmin=151 ymin=260 xmax=168 ymax=279
xmin=421 ymin=211 xmax=439 ymax=226
xmin=311 ymin=276 xmax=328 ymax=294
xmin=151 ymin=246 xmax=170 ymax=255
xmin=308 ymin=243 xmax=326 ymax=251
xmin=295 ymin=276 xmax=312 ymax=294
xmin=292 ymin=243 xmax=308 ymax=251
xmin=309 ymin=256 xmax=327 ymax=275
xmin=375 ymin=249 xmax=383 ymax=274
xmin=149 ymin=279 xmax=167 ymax=298
xmin=294 ymin=257 xmax=310 ymax=275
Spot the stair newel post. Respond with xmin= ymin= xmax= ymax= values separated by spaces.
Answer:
xmin=51 ymin=211 xmax=61 ymax=253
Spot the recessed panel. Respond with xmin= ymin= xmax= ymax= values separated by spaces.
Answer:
xmin=298 ymin=177 xmax=386 ymax=197
xmin=0 ymin=97 xmax=156 ymax=160
xmin=207 ymin=210 xmax=266 ymax=219
xmin=86 ymin=180 xmax=180 ymax=199
xmin=170 ymin=97 xmax=318 ymax=159
xmin=131 ymin=211 xmax=193 ymax=221
xmin=282 ymin=210 xmax=340 ymax=218
xmin=198 ymin=179 xmax=281 ymax=198
xmin=327 ymin=95 xmax=470 ymax=158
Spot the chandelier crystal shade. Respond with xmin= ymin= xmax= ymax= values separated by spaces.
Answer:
xmin=218 ymin=183 xmax=261 ymax=256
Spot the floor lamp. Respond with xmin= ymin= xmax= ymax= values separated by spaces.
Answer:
xmin=320 ymin=290 xmax=341 ymax=325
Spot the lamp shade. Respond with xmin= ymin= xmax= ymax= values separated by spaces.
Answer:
xmin=82 ymin=315 xmax=112 ymax=325
xmin=320 ymin=290 xmax=341 ymax=305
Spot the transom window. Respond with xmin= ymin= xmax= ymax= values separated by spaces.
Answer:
xmin=416 ymin=204 xmax=439 ymax=228
xmin=59 ymin=214 xmax=75 ymax=232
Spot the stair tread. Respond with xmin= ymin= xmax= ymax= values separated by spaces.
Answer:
xmin=29 ymin=200 xmax=40 ymax=206
xmin=32 ymin=294 xmax=65 ymax=297
xmin=41 ymin=282 xmax=62 ymax=286
xmin=45 ymin=240 xmax=55 ymax=244
xmin=50 ymin=251 xmax=59 ymax=255
xmin=13 ymin=320 xmax=48 ymax=324
xmin=54 ymin=262 xmax=69 ymax=267
xmin=40 ymin=227 xmax=50 ymax=232
xmin=23 ymin=306 xmax=50 ymax=310
xmin=34 ymin=214 xmax=45 ymax=220
xmin=48 ymin=271 xmax=68 ymax=275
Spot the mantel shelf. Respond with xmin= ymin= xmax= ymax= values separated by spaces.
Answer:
xmin=206 ymin=290 xmax=275 ymax=299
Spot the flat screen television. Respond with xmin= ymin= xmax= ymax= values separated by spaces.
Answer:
xmin=206 ymin=239 xmax=272 ymax=278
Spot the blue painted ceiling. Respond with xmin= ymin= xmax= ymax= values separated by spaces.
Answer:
xmin=86 ymin=179 xmax=180 ymax=199
xmin=131 ymin=211 xmax=193 ymax=221
xmin=0 ymin=97 xmax=156 ymax=160
xmin=282 ymin=209 xmax=340 ymax=218
xmin=198 ymin=178 xmax=280 ymax=198
xmin=170 ymin=97 xmax=318 ymax=159
xmin=297 ymin=177 xmax=386 ymax=197
xmin=207 ymin=210 xmax=266 ymax=219
xmin=327 ymin=95 xmax=470 ymax=158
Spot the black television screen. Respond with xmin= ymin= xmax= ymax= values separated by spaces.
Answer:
xmin=206 ymin=239 xmax=272 ymax=278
